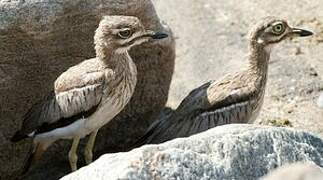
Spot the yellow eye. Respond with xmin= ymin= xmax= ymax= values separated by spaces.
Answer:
xmin=272 ymin=23 xmax=285 ymax=35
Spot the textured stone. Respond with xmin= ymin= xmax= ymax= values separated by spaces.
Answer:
xmin=261 ymin=162 xmax=323 ymax=180
xmin=62 ymin=124 xmax=323 ymax=180
xmin=0 ymin=0 xmax=175 ymax=179
xmin=317 ymin=93 xmax=323 ymax=108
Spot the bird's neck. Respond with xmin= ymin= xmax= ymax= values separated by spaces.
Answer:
xmin=95 ymin=44 xmax=134 ymax=69
xmin=100 ymin=50 xmax=137 ymax=76
xmin=246 ymin=40 xmax=271 ymax=91
xmin=98 ymin=50 xmax=138 ymax=97
xmin=247 ymin=40 xmax=270 ymax=76
xmin=96 ymin=44 xmax=130 ymax=67
xmin=117 ymin=51 xmax=137 ymax=77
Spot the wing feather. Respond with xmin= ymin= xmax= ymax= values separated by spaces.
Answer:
xmin=11 ymin=59 xmax=112 ymax=142
xmin=135 ymin=74 xmax=257 ymax=145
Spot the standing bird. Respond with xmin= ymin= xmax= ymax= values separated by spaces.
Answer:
xmin=135 ymin=17 xmax=312 ymax=146
xmin=11 ymin=15 xmax=168 ymax=172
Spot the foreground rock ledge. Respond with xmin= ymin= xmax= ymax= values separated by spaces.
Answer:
xmin=261 ymin=162 xmax=323 ymax=180
xmin=62 ymin=124 xmax=323 ymax=180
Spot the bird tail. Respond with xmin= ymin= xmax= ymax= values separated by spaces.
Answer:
xmin=131 ymin=108 xmax=174 ymax=148
xmin=10 ymin=131 xmax=28 ymax=143
xmin=132 ymin=122 xmax=160 ymax=148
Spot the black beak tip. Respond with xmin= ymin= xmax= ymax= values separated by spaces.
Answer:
xmin=299 ymin=29 xmax=313 ymax=37
xmin=151 ymin=32 xmax=168 ymax=39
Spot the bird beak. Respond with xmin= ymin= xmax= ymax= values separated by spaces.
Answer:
xmin=291 ymin=28 xmax=313 ymax=37
xmin=145 ymin=30 xmax=169 ymax=39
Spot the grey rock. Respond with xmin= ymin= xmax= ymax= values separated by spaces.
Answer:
xmin=0 ymin=0 xmax=175 ymax=179
xmin=317 ymin=93 xmax=323 ymax=108
xmin=261 ymin=162 xmax=323 ymax=180
xmin=62 ymin=124 xmax=323 ymax=180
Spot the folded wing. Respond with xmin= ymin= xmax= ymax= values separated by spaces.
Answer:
xmin=11 ymin=60 xmax=112 ymax=142
xmin=136 ymin=74 xmax=256 ymax=145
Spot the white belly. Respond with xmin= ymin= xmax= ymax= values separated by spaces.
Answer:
xmin=35 ymin=118 xmax=88 ymax=143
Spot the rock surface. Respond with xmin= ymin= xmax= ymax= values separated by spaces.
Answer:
xmin=0 ymin=0 xmax=175 ymax=179
xmin=317 ymin=93 xmax=323 ymax=108
xmin=153 ymin=0 xmax=323 ymax=136
xmin=261 ymin=162 xmax=323 ymax=180
xmin=62 ymin=124 xmax=323 ymax=180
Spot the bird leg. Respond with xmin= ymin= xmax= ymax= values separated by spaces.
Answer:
xmin=84 ymin=129 xmax=98 ymax=165
xmin=68 ymin=136 xmax=80 ymax=171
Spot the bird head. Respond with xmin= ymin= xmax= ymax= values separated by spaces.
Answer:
xmin=249 ymin=17 xmax=313 ymax=52
xmin=94 ymin=15 xmax=168 ymax=57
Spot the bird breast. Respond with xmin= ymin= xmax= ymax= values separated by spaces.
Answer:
xmin=85 ymin=55 xmax=137 ymax=131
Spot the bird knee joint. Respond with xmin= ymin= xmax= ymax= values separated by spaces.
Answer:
xmin=84 ymin=149 xmax=92 ymax=156
xmin=84 ymin=149 xmax=93 ymax=160
xmin=68 ymin=151 xmax=78 ymax=162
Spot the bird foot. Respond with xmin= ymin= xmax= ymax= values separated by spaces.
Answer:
xmin=84 ymin=149 xmax=93 ymax=165
xmin=68 ymin=151 xmax=78 ymax=171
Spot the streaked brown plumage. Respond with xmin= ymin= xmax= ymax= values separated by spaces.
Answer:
xmin=11 ymin=15 xmax=168 ymax=173
xmin=135 ymin=17 xmax=313 ymax=146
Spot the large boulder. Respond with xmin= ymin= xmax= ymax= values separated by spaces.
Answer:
xmin=0 ymin=0 xmax=175 ymax=179
xmin=62 ymin=124 xmax=323 ymax=180
xmin=261 ymin=162 xmax=323 ymax=180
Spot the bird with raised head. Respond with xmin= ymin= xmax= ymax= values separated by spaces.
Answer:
xmin=135 ymin=17 xmax=313 ymax=146
xmin=10 ymin=15 xmax=168 ymax=173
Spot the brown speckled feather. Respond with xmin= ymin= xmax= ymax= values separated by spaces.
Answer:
xmin=135 ymin=67 xmax=268 ymax=145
